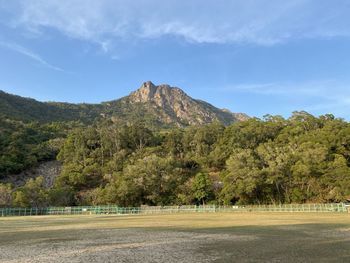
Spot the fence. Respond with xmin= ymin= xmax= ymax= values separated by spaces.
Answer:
xmin=0 ymin=203 xmax=348 ymax=217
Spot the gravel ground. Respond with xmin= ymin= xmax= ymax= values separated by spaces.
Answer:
xmin=0 ymin=213 xmax=349 ymax=263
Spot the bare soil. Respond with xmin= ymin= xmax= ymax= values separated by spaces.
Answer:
xmin=0 ymin=213 xmax=349 ymax=262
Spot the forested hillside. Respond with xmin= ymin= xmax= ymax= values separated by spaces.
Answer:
xmin=0 ymin=82 xmax=247 ymax=179
xmin=0 ymin=118 xmax=80 ymax=177
xmin=1 ymin=112 xmax=350 ymax=208
xmin=0 ymin=90 xmax=102 ymax=123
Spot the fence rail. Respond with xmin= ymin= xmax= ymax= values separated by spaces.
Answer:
xmin=0 ymin=203 xmax=348 ymax=217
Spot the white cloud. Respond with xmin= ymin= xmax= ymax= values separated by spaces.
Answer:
xmin=0 ymin=41 xmax=64 ymax=71
xmin=3 ymin=0 xmax=350 ymax=50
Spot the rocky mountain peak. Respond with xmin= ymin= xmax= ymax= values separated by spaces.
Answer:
xmin=130 ymin=81 xmax=189 ymax=105
xmin=125 ymin=81 xmax=246 ymax=126
xmin=131 ymin=81 xmax=157 ymax=101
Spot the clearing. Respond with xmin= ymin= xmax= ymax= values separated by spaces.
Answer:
xmin=0 ymin=212 xmax=349 ymax=262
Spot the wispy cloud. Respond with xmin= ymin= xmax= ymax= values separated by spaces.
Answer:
xmin=223 ymin=79 xmax=350 ymax=117
xmin=0 ymin=41 xmax=64 ymax=71
xmin=225 ymin=81 xmax=328 ymax=96
xmin=3 ymin=0 xmax=350 ymax=51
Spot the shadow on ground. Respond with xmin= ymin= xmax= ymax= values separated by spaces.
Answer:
xmin=1 ymin=222 xmax=349 ymax=262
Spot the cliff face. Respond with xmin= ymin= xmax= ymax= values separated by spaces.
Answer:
xmin=126 ymin=81 xmax=248 ymax=126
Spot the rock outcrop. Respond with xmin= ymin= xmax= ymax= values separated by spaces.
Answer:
xmin=2 ymin=161 xmax=62 ymax=188
xmin=125 ymin=81 xmax=248 ymax=126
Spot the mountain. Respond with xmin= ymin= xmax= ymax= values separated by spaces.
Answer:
xmin=0 ymin=90 xmax=102 ymax=123
xmin=0 ymin=82 xmax=248 ymax=127
xmin=122 ymin=81 xmax=247 ymax=126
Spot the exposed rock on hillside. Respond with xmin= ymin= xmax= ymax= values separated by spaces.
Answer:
xmin=2 ymin=161 xmax=61 ymax=188
xmin=125 ymin=81 xmax=248 ymax=126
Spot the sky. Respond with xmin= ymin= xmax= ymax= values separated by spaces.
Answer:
xmin=0 ymin=0 xmax=350 ymax=119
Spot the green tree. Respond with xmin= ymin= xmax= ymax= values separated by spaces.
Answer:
xmin=13 ymin=177 xmax=48 ymax=208
xmin=191 ymin=172 xmax=212 ymax=205
xmin=0 ymin=183 xmax=13 ymax=207
xmin=222 ymin=149 xmax=264 ymax=204
xmin=48 ymin=185 xmax=75 ymax=206
xmin=322 ymin=154 xmax=350 ymax=202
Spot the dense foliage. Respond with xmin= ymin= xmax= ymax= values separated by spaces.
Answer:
xmin=1 ymin=112 xmax=350 ymax=207
xmin=0 ymin=117 xmax=70 ymax=177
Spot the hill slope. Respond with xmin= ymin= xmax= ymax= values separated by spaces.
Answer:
xmin=0 ymin=82 xmax=248 ymax=127
xmin=0 ymin=90 xmax=102 ymax=123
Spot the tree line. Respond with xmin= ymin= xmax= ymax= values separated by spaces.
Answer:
xmin=1 ymin=112 xmax=350 ymax=207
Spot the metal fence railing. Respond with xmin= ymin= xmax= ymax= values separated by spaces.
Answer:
xmin=0 ymin=203 xmax=348 ymax=217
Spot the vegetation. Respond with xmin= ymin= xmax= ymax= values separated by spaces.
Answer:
xmin=1 ymin=111 xmax=350 ymax=207
xmin=0 ymin=82 xmax=246 ymax=128
xmin=0 ymin=117 xmax=80 ymax=177
xmin=0 ymin=90 xmax=103 ymax=123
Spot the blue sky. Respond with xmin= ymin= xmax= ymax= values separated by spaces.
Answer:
xmin=1 ymin=0 xmax=350 ymax=119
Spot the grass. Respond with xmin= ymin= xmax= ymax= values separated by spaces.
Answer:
xmin=1 ymin=212 xmax=350 ymax=262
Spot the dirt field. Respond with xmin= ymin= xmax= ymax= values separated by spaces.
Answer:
xmin=0 ymin=212 xmax=349 ymax=263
